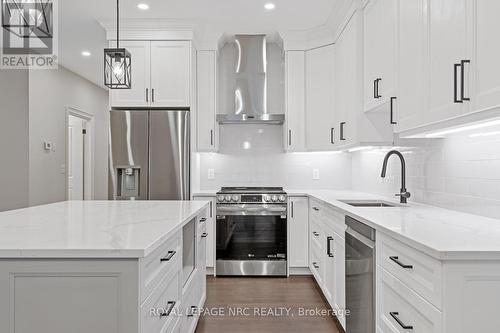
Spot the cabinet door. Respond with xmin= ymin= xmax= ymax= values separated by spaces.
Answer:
xmin=288 ymin=197 xmax=308 ymax=267
xmin=363 ymin=0 xmax=398 ymax=113
xmin=395 ymin=0 xmax=427 ymax=132
xmin=470 ymin=0 xmax=500 ymax=113
xmin=196 ymin=51 xmax=217 ymax=152
xmin=323 ymin=232 xmax=336 ymax=303
xmin=151 ymin=41 xmax=191 ymax=107
xmin=285 ymin=51 xmax=306 ymax=152
xmin=305 ymin=44 xmax=336 ymax=151
xmin=335 ymin=12 xmax=362 ymax=147
xmin=110 ymin=41 xmax=151 ymax=108
xmin=427 ymin=0 xmax=469 ymax=123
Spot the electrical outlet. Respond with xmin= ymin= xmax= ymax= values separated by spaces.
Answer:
xmin=208 ymin=169 xmax=215 ymax=180
xmin=313 ymin=169 xmax=320 ymax=180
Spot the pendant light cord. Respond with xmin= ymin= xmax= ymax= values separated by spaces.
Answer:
xmin=116 ymin=0 xmax=119 ymax=49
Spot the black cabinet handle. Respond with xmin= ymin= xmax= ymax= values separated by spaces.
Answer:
xmin=454 ymin=63 xmax=463 ymax=103
xmin=375 ymin=78 xmax=382 ymax=98
xmin=146 ymin=88 xmax=149 ymax=102
xmin=313 ymin=207 xmax=319 ymax=211
xmin=340 ymin=122 xmax=346 ymax=141
xmin=288 ymin=130 xmax=292 ymax=146
xmin=210 ymin=201 xmax=213 ymax=218
xmin=389 ymin=256 xmax=413 ymax=269
xmin=390 ymin=312 xmax=414 ymax=330
xmin=160 ymin=301 xmax=176 ymax=317
xmin=151 ymin=88 xmax=155 ymax=103
xmin=210 ymin=130 xmax=214 ymax=146
xmin=313 ymin=232 xmax=319 ymax=237
xmin=291 ymin=201 xmax=294 ymax=218
xmin=201 ymin=232 xmax=208 ymax=238
xmin=327 ymin=236 xmax=334 ymax=257
xmin=373 ymin=79 xmax=378 ymax=99
xmin=160 ymin=251 xmax=176 ymax=262
xmin=390 ymin=97 xmax=397 ymax=124
xmin=461 ymin=60 xmax=470 ymax=101
xmin=187 ymin=305 xmax=197 ymax=317
xmin=199 ymin=217 xmax=206 ymax=223
xmin=330 ymin=128 xmax=335 ymax=144
xmin=312 ymin=262 xmax=319 ymax=269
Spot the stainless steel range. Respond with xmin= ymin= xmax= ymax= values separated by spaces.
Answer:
xmin=215 ymin=187 xmax=287 ymax=276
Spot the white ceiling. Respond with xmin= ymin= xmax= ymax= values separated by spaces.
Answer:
xmin=58 ymin=0 xmax=339 ymax=87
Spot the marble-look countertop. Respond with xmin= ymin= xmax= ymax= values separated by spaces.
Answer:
xmin=0 ymin=200 xmax=209 ymax=258
xmin=192 ymin=189 xmax=500 ymax=260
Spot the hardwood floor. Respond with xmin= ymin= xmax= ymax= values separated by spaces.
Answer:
xmin=195 ymin=276 xmax=343 ymax=333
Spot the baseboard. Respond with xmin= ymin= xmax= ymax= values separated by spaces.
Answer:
xmin=206 ymin=266 xmax=214 ymax=276
xmin=289 ymin=267 xmax=312 ymax=275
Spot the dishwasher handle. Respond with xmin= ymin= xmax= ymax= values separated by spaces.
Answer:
xmin=345 ymin=226 xmax=375 ymax=249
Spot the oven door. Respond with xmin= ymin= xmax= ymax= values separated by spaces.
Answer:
xmin=216 ymin=204 xmax=287 ymax=276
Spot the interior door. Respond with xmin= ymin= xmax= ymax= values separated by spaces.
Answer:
xmin=149 ymin=111 xmax=190 ymax=200
xmin=110 ymin=41 xmax=151 ymax=108
xmin=305 ymin=44 xmax=336 ymax=151
xmin=67 ymin=115 xmax=85 ymax=200
xmin=427 ymin=0 xmax=468 ymax=123
xmin=150 ymin=41 xmax=191 ymax=107
xmin=470 ymin=0 xmax=500 ymax=113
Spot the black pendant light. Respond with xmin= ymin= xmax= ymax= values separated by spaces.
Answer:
xmin=104 ymin=0 xmax=131 ymax=89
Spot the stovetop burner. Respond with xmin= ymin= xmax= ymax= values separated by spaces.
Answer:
xmin=218 ymin=187 xmax=285 ymax=194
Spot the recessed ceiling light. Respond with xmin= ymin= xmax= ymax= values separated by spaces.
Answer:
xmin=264 ymin=3 xmax=275 ymax=10
xmin=137 ymin=3 xmax=149 ymax=10
xmin=81 ymin=51 xmax=91 ymax=57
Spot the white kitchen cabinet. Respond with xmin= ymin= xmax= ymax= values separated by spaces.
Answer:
xmin=285 ymin=51 xmax=307 ymax=152
xmin=288 ymin=196 xmax=308 ymax=268
xmin=363 ymin=0 xmax=398 ymax=113
xmin=110 ymin=41 xmax=151 ymax=108
xmin=110 ymin=41 xmax=192 ymax=108
xmin=151 ymin=41 xmax=191 ymax=108
xmin=469 ymin=0 xmax=500 ymax=114
xmin=192 ymin=195 xmax=215 ymax=269
xmin=305 ymin=44 xmax=336 ymax=151
xmin=196 ymin=51 xmax=218 ymax=152
xmin=426 ymin=0 xmax=469 ymax=123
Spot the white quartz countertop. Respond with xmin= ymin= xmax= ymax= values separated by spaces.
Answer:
xmin=0 ymin=200 xmax=209 ymax=258
xmin=287 ymin=190 xmax=500 ymax=260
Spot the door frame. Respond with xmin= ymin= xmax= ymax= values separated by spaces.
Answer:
xmin=66 ymin=107 xmax=94 ymax=200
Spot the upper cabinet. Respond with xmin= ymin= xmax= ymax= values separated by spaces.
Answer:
xmin=363 ymin=0 xmax=398 ymax=113
xmin=111 ymin=41 xmax=192 ymax=108
xmin=305 ymin=44 xmax=337 ymax=151
xmin=196 ymin=50 xmax=218 ymax=152
xmin=396 ymin=0 xmax=500 ymax=135
xmin=285 ymin=51 xmax=307 ymax=152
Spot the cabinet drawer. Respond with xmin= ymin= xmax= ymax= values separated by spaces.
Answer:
xmin=322 ymin=204 xmax=346 ymax=238
xmin=141 ymin=258 xmax=181 ymax=333
xmin=140 ymin=231 xmax=181 ymax=302
xmin=310 ymin=245 xmax=323 ymax=284
xmin=197 ymin=209 xmax=209 ymax=233
xmin=377 ymin=267 xmax=442 ymax=333
xmin=310 ymin=220 xmax=323 ymax=251
xmin=378 ymin=234 xmax=442 ymax=309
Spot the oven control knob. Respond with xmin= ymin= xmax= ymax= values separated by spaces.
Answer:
xmin=225 ymin=195 xmax=232 ymax=202
xmin=279 ymin=195 xmax=286 ymax=202
xmin=217 ymin=195 xmax=225 ymax=202
xmin=264 ymin=195 xmax=271 ymax=202
xmin=271 ymin=195 xmax=278 ymax=202
xmin=232 ymin=195 xmax=239 ymax=202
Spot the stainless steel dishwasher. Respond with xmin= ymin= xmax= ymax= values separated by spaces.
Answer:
xmin=345 ymin=216 xmax=376 ymax=333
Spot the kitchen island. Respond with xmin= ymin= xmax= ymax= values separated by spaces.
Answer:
xmin=0 ymin=200 xmax=210 ymax=333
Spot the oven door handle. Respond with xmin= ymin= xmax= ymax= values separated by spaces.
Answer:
xmin=216 ymin=205 xmax=287 ymax=217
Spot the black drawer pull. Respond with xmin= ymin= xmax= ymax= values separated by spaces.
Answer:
xmin=390 ymin=312 xmax=413 ymax=330
xmin=160 ymin=251 xmax=176 ymax=262
xmin=199 ymin=217 xmax=207 ymax=223
xmin=461 ymin=59 xmax=470 ymax=101
xmin=313 ymin=232 xmax=320 ymax=237
xmin=312 ymin=262 xmax=319 ymax=269
xmin=340 ymin=122 xmax=346 ymax=141
xmin=201 ymin=232 xmax=208 ymax=238
xmin=313 ymin=207 xmax=320 ymax=211
xmin=389 ymin=256 xmax=413 ymax=269
xmin=160 ymin=301 xmax=176 ymax=317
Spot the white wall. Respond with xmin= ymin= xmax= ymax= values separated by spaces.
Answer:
xmin=198 ymin=125 xmax=352 ymax=190
xmin=0 ymin=70 xmax=29 ymax=211
xmin=352 ymin=126 xmax=500 ymax=219
xmin=28 ymin=67 xmax=109 ymax=206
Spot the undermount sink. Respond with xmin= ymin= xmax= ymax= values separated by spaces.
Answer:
xmin=339 ymin=200 xmax=401 ymax=208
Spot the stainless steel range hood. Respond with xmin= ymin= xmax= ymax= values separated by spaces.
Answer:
xmin=217 ymin=35 xmax=284 ymax=125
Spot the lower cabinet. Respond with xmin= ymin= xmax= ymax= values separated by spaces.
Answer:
xmin=192 ymin=195 xmax=216 ymax=269
xmin=288 ymin=196 xmax=309 ymax=268
xmin=308 ymin=199 xmax=347 ymax=330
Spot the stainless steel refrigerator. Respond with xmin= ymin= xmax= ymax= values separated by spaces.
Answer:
xmin=108 ymin=110 xmax=190 ymax=200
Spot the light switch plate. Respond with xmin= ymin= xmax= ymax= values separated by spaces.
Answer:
xmin=208 ymin=169 xmax=215 ymax=180
xmin=313 ymin=169 xmax=320 ymax=180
